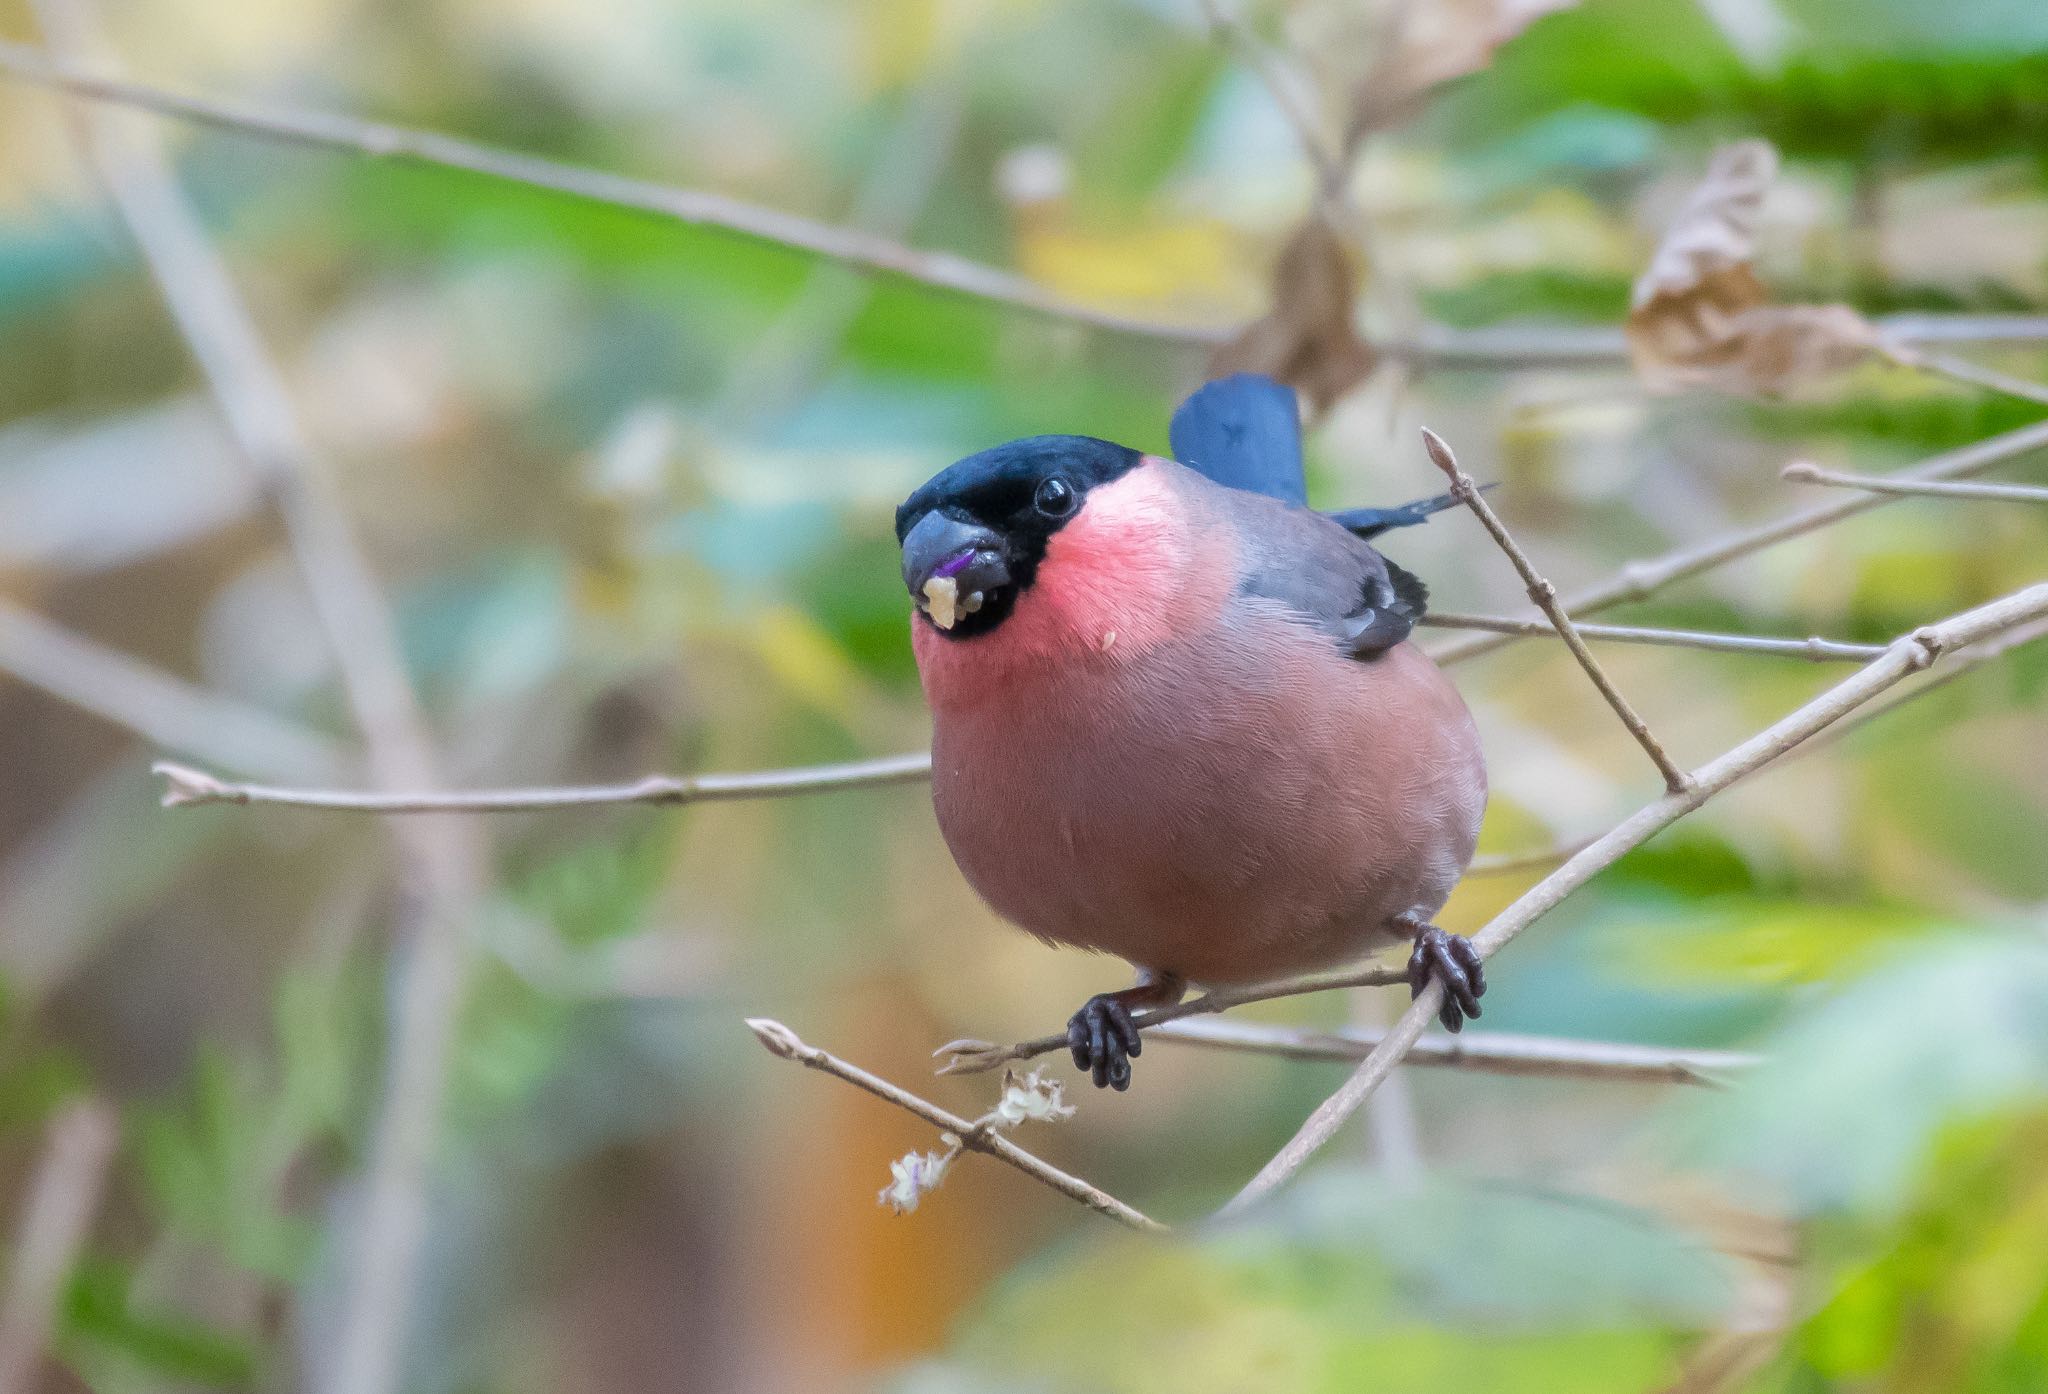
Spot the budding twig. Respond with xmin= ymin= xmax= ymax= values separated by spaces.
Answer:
xmin=1423 ymin=428 xmax=1693 ymax=794
xmin=1781 ymin=462 xmax=2048 ymax=505
xmin=1429 ymin=417 xmax=2048 ymax=667
xmin=746 ymin=1018 xmax=1164 ymax=1233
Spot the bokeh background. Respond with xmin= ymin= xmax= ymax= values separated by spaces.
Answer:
xmin=0 ymin=0 xmax=2045 ymax=1390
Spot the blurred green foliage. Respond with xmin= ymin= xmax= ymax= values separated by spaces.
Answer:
xmin=0 ymin=0 xmax=2041 ymax=1390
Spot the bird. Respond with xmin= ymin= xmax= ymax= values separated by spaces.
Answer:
xmin=896 ymin=373 xmax=1488 ymax=1090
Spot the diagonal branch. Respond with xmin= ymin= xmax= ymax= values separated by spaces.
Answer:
xmin=1218 ymin=579 xmax=2048 ymax=1216
xmin=1198 ymin=0 xmax=1346 ymax=198
xmin=151 ymin=751 xmax=933 ymax=813
xmin=1781 ymin=462 xmax=2048 ymax=504
xmin=2 ymin=43 xmax=2046 ymax=368
xmin=0 ymin=599 xmax=347 ymax=782
xmin=0 ymin=40 xmax=1223 ymax=349
xmin=1429 ymin=417 xmax=2048 ymax=667
xmin=1422 ymin=611 xmax=1885 ymax=662
xmin=1885 ymin=345 xmax=2048 ymax=409
xmin=1150 ymin=1018 xmax=1759 ymax=1086
xmin=0 ymin=1100 xmax=119 ymax=1394
xmin=746 ymin=1019 xmax=1164 ymax=1233
xmin=1423 ymin=428 xmax=1692 ymax=793
xmin=24 ymin=15 xmax=485 ymax=1394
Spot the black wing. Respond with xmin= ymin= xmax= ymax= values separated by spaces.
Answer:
xmin=1168 ymin=373 xmax=1307 ymax=506
xmin=1225 ymin=489 xmax=1428 ymax=661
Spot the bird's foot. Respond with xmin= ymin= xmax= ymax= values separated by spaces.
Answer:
xmin=1405 ymin=924 xmax=1486 ymax=1033
xmin=1067 ymin=993 xmax=1143 ymax=1091
xmin=1065 ymin=972 xmax=1185 ymax=1091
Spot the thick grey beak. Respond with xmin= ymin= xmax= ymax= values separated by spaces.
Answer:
xmin=900 ymin=512 xmax=1011 ymax=600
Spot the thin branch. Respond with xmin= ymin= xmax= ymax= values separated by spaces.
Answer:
xmin=0 ymin=40 xmax=1225 ymax=349
xmin=1457 ymin=618 xmax=2048 ymax=884
xmin=1219 ymin=579 xmax=2048 ymax=1216
xmin=1423 ymin=427 xmax=1692 ymax=793
xmin=1430 ymin=417 xmax=2048 ymax=667
xmin=933 ymin=963 xmax=1408 ymax=1076
xmin=1422 ymin=611 xmax=1886 ymax=662
xmin=1198 ymin=0 xmax=1347 ymax=197
xmin=745 ymin=1018 xmax=1165 ymax=1233
xmin=1872 ymin=314 xmax=2048 ymax=347
xmin=151 ymin=751 xmax=934 ymax=813
xmin=0 ymin=1100 xmax=120 ymax=1394
xmin=0 ymin=599 xmax=347 ymax=781
xmin=1 ymin=43 xmax=2045 ymax=368
xmin=25 ymin=15 xmax=485 ymax=1394
xmin=1781 ymin=462 xmax=2048 ymax=504
xmin=1151 ymin=1018 xmax=1760 ymax=1086
xmin=129 ymin=597 xmax=1897 ymax=814
xmin=1808 ymin=616 xmax=2048 ymax=753
xmin=1886 ymin=345 xmax=2048 ymax=409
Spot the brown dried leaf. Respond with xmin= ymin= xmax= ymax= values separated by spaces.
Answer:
xmin=1628 ymin=141 xmax=1882 ymax=396
xmin=1209 ymin=217 xmax=1374 ymax=415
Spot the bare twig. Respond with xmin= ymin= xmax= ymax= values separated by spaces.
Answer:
xmin=1424 ymin=427 xmax=1692 ymax=793
xmin=1219 ymin=580 xmax=2048 ymax=1216
xmin=133 ymin=601 xmax=1899 ymax=815
xmin=1152 ymin=1017 xmax=1759 ymax=1085
xmin=1886 ymin=346 xmax=2048 ymax=409
xmin=1458 ymin=618 xmax=2048 ymax=884
xmin=2 ymin=43 xmax=2045 ymax=368
xmin=1422 ymin=611 xmax=1885 ymax=662
xmin=0 ymin=40 xmax=1223 ymax=349
xmin=1781 ymin=462 xmax=2048 ymax=504
xmin=25 ymin=15 xmax=485 ymax=1394
xmin=1430 ymin=417 xmax=2048 ymax=667
xmin=151 ymin=751 xmax=934 ymax=813
xmin=0 ymin=599 xmax=346 ymax=781
xmin=934 ymin=963 xmax=1408 ymax=1076
xmin=1198 ymin=0 xmax=1346 ymax=197
xmin=1808 ymin=617 xmax=2048 ymax=752
xmin=746 ymin=1018 xmax=1164 ymax=1233
xmin=0 ymin=1100 xmax=120 ymax=1394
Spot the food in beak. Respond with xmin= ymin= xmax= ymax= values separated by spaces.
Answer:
xmin=923 ymin=575 xmax=960 ymax=630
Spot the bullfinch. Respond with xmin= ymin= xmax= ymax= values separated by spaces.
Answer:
xmin=896 ymin=373 xmax=1487 ymax=1090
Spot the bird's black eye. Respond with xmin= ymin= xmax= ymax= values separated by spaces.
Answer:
xmin=1034 ymin=476 xmax=1076 ymax=518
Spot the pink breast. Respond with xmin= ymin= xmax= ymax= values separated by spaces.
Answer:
xmin=927 ymin=612 xmax=1487 ymax=984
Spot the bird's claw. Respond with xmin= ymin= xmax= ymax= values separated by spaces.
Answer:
xmin=1067 ymin=994 xmax=1143 ymax=1091
xmin=1407 ymin=925 xmax=1486 ymax=1032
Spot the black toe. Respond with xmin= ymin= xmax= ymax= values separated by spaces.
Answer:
xmin=1407 ymin=926 xmax=1487 ymax=1033
xmin=1066 ymin=994 xmax=1141 ymax=1090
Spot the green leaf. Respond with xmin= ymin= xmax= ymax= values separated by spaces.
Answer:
xmin=60 ymin=1257 xmax=260 ymax=1389
xmin=941 ymin=1172 xmax=1726 ymax=1394
xmin=1681 ymin=934 xmax=2048 ymax=1213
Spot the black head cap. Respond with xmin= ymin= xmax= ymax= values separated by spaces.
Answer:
xmin=896 ymin=435 xmax=1141 ymax=638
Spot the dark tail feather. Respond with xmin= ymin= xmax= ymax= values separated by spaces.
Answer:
xmin=1169 ymin=373 xmax=1308 ymax=506
xmin=1326 ymin=481 xmax=1498 ymax=539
